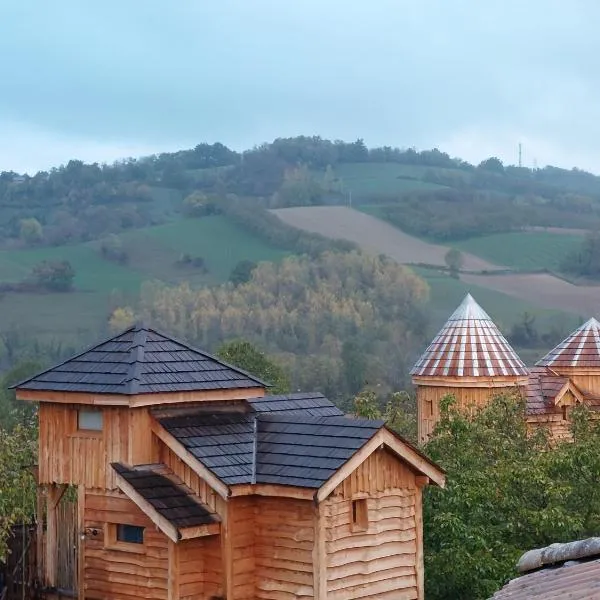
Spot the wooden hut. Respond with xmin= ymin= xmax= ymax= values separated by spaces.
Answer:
xmin=14 ymin=323 xmax=445 ymax=600
xmin=526 ymin=318 xmax=600 ymax=439
xmin=411 ymin=294 xmax=529 ymax=442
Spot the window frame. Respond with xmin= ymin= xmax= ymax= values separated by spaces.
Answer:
xmin=351 ymin=497 xmax=369 ymax=532
xmin=105 ymin=523 xmax=145 ymax=553
xmin=77 ymin=408 xmax=103 ymax=433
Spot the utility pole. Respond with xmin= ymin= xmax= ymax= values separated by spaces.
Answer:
xmin=518 ymin=143 xmax=522 ymax=168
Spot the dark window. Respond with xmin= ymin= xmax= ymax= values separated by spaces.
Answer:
xmin=351 ymin=498 xmax=368 ymax=531
xmin=116 ymin=524 xmax=144 ymax=544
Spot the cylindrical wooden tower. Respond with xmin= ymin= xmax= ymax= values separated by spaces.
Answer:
xmin=411 ymin=293 xmax=529 ymax=442
xmin=536 ymin=317 xmax=600 ymax=396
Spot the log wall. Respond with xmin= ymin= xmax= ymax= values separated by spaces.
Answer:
xmin=416 ymin=383 xmax=525 ymax=442
xmin=254 ymin=497 xmax=314 ymax=600
xmin=323 ymin=449 xmax=420 ymax=600
xmin=38 ymin=405 xmax=157 ymax=490
xmin=83 ymin=491 xmax=169 ymax=600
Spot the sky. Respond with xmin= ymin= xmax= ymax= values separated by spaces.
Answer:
xmin=1 ymin=0 xmax=599 ymax=174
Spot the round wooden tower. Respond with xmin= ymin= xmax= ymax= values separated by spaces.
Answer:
xmin=411 ymin=293 xmax=529 ymax=442
xmin=536 ymin=317 xmax=600 ymax=397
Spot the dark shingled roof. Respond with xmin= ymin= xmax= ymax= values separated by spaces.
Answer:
xmin=157 ymin=411 xmax=383 ymax=488
xmin=13 ymin=323 xmax=265 ymax=395
xmin=112 ymin=463 xmax=219 ymax=529
xmin=525 ymin=367 xmax=571 ymax=415
xmin=247 ymin=392 xmax=344 ymax=417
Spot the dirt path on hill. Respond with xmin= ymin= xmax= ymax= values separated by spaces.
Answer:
xmin=272 ymin=206 xmax=600 ymax=317
xmin=272 ymin=206 xmax=502 ymax=271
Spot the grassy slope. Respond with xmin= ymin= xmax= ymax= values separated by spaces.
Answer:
xmin=334 ymin=163 xmax=447 ymax=199
xmin=0 ymin=216 xmax=290 ymax=342
xmin=452 ymin=231 xmax=583 ymax=271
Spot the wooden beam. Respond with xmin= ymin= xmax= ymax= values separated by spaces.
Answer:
xmin=229 ymin=483 xmax=315 ymax=500
xmin=168 ymin=540 xmax=179 ymax=600
xmin=45 ymin=484 xmax=66 ymax=586
xmin=151 ymin=423 xmax=229 ymax=500
xmin=415 ymin=483 xmax=425 ymax=600
xmin=36 ymin=486 xmax=45 ymax=584
xmin=77 ymin=485 xmax=85 ymax=600
xmin=114 ymin=472 xmax=180 ymax=543
xmin=412 ymin=376 xmax=528 ymax=389
xmin=16 ymin=387 xmax=265 ymax=406
xmin=312 ymin=502 xmax=327 ymax=600
xmin=316 ymin=428 xmax=445 ymax=503
xmin=178 ymin=522 xmax=220 ymax=539
xmin=221 ymin=503 xmax=233 ymax=600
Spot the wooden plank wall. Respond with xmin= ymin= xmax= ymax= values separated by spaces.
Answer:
xmin=229 ymin=497 xmax=256 ymax=600
xmin=254 ymin=497 xmax=314 ymax=600
xmin=83 ymin=491 xmax=169 ymax=600
xmin=324 ymin=449 xmax=419 ymax=600
xmin=38 ymin=405 xmax=159 ymax=489
xmin=159 ymin=443 xmax=226 ymax=517
xmin=177 ymin=539 xmax=203 ymax=600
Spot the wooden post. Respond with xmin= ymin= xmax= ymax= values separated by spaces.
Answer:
xmin=168 ymin=540 xmax=180 ymax=600
xmin=77 ymin=486 xmax=85 ymax=600
xmin=415 ymin=476 xmax=429 ymax=600
xmin=45 ymin=484 xmax=66 ymax=587
xmin=36 ymin=485 xmax=45 ymax=584
xmin=220 ymin=502 xmax=233 ymax=600
xmin=312 ymin=501 xmax=327 ymax=600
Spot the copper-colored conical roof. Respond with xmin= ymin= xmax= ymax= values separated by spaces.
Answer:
xmin=411 ymin=294 xmax=528 ymax=378
xmin=536 ymin=318 xmax=600 ymax=369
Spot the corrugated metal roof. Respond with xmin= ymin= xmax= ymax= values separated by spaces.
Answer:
xmin=112 ymin=463 xmax=219 ymax=528
xmin=491 ymin=538 xmax=600 ymax=599
xmin=157 ymin=411 xmax=383 ymax=488
xmin=411 ymin=293 xmax=528 ymax=378
xmin=537 ymin=318 xmax=600 ymax=369
xmin=13 ymin=323 xmax=265 ymax=395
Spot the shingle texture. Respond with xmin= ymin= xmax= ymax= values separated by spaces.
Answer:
xmin=247 ymin=392 xmax=344 ymax=417
xmin=14 ymin=324 xmax=265 ymax=395
xmin=525 ymin=367 xmax=571 ymax=415
xmin=158 ymin=411 xmax=383 ymax=488
xmin=491 ymin=538 xmax=600 ymax=599
xmin=537 ymin=317 xmax=600 ymax=369
xmin=411 ymin=294 xmax=527 ymax=379
xmin=112 ymin=463 xmax=219 ymax=529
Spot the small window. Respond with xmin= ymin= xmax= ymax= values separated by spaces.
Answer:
xmin=78 ymin=409 xmax=103 ymax=431
xmin=351 ymin=498 xmax=368 ymax=532
xmin=117 ymin=524 xmax=144 ymax=544
xmin=562 ymin=405 xmax=569 ymax=421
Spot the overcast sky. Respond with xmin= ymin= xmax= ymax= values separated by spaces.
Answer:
xmin=1 ymin=0 xmax=598 ymax=174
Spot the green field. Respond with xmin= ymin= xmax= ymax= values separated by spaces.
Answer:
xmin=453 ymin=231 xmax=583 ymax=271
xmin=334 ymin=163 xmax=448 ymax=199
xmin=414 ymin=267 xmax=580 ymax=347
xmin=0 ymin=216 xmax=290 ymax=343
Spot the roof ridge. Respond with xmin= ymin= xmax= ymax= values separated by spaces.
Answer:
xmin=251 ymin=415 xmax=258 ymax=485
xmin=123 ymin=325 xmax=148 ymax=394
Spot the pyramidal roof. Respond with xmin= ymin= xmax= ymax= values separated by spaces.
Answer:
xmin=536 ymin=318 xmax=600 ymax=369
xmin=14 ymin=323 xmax=266 ymax=395
xmin=411 ymin=294 xmax=528 ymax=378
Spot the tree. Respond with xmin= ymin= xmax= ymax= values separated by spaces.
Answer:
xmin=109 ymin=306 xmax=137 ymax=332
xmin=31 ymin=260 xmax=75 ymax=291
xmin=216 ymin=340 xmax=291 ymax=394
xmin=444 ymin=248 xmax=464 ymax=278
xmin=478 ymin=157 xmax=505 ymax=174
xmin=19 ymin=218 xmax=43 ymax=245
xmin=422 ymin=394 xmax=600 ymax=600
xmin=0 ymin=361 xmax=42 ymax=430
xmin=100 ymin=234 xmax=128 ymax=264
xmin=229 ymin=260 xmax=257 ymax=286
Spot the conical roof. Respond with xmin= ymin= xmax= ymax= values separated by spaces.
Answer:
xmin=13 ymin=323 xmax=266 ymax=395
xmin=411 ymin=294 xmax=528 ymax=378
xmin=536 ymin=318 xmax=600 ymax=369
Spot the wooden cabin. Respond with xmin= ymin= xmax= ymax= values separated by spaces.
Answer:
xmin=525 ymin=318 xmax=600 ymax=439
xmin=15 ymin=324 xmax=445 ymax=600
xmin=411 ymin=294 xmax=529 ymax=442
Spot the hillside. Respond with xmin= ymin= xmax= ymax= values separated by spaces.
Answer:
xmin=3 ymin=135 xmax=600 ymax=360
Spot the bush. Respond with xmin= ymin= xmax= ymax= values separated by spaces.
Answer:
xmin=30 ymin=260 xmax=75 ymax=291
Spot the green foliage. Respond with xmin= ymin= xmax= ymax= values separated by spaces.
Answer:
xmin=0 ymin=361 xmax=41 ymax=430
xmin=19 ymin=218 xmax=43 ymax=245
xmin=272 ymin=165 xmax=325 ymax=208
xmin=216 ymin=340 xmax=291 ymax=394
xmin=229 ymin=260 xmax=257 ymax=287
xmin=423 ymin=395 xmax=600 ymax=600
xmin=100 ymin=234 xmax=128 ymax=264
xmin=181 ymin=192 xmax=221 ymax=217
xmin=30 ymin=260 xmax=75 ymax=291
xmin=444 ymin=248 xmax=463 ymax=278
xmin=561 ymin=230 xmax=600 ymax=278
xmin=0 ymin=422 xmax=37 ymax=561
